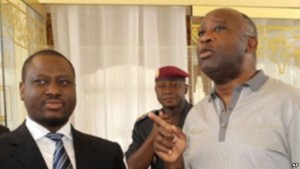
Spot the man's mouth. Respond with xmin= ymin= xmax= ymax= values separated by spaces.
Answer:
xmin=44 ymin=100 xmax=63 ymax=109
xmin=199 ymin=48 xmax=213 ymax=59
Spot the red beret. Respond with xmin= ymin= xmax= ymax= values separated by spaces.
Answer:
xmin=155 ymin=65 xmax=189 ymax=81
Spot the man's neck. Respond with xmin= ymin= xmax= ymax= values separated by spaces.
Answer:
xmin=163 ymin=101 xmax=186 ymax=116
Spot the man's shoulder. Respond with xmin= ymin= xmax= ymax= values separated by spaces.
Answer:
xmin=0 ymin=125 xmax=25 ymax=143
xmin=72 ymin=129 xmax=120 ymax=148
xmin=72 ymin=129 xmax=125 ymax=157
xmin=0 ymin=132 xmax=19 ymax=157
xmin=135 ymin=110 xmax=159 ymax=125
xmin=264 ymin=78 xmax=300 ymax=97
xmin=136 ymin=113 xmax=148 ymax=122
xmin=0 ymin=133 xmax=10 ymax=144
xmin=0 ymin=125 xmax=9 ymax=134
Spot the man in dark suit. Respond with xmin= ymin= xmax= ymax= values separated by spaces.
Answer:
xmin=0 ymin=125 xmax=9 ymax=135
xmin=0 ymin=49 xmax=127 ymax=169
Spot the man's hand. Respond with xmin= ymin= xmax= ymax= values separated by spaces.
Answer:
xmin=148 ymin=112 xmax=186 ymax=163
xmin=149 ymin=111 xmax=169 ymax=139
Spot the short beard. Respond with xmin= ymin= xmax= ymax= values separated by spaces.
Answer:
xmin=38 ymin=117 xmax=69 ymax=128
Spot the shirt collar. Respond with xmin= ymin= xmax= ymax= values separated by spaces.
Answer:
xmin=244 ymin=70 xmax=268 ymax=90
xmin=26 ymin=116 xmax=73 ymax=141
xmin=209 ymin=70 xmax=269 ymax=100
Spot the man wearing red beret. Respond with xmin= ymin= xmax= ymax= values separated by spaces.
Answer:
xmin=125 ymin=65 xmax=192 ymax=169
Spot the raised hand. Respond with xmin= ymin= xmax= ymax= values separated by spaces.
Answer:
xmin=148 ymin=112 xmax=186 ymax=163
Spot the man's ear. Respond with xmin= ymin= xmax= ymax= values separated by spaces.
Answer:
xmin=184 ymin=84 xmax=188 ymax=94
xmin=19 ymin=82 xmax=25 ymax=100
xmin=246 ymin=37 xmax=258 ymax=54
xmin=154 ymin=85 xmax=158 ymax=92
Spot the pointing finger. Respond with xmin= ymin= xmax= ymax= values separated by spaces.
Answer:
xmin=148 ymin=112 xmax=171 ymax=129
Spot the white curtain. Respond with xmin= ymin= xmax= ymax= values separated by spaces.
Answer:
xmin=50 ymin=5 xmax=188 ymax=150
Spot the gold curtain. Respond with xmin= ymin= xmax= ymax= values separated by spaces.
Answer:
xmin=0 ymin=0 xmax=46 ymax=127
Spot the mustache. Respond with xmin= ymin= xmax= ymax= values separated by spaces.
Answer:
xmin=42 ymin=98 xmax=65 ymax=106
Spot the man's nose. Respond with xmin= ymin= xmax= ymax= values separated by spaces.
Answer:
xmin=161 ymin=86 xmax=175 ymax=93
xmin=45 ymin=83 xmax=62 ymax=96
xmin=199 ymin=32 xmax=213 ymax=44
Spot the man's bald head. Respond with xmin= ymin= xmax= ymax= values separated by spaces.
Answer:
xmin=205 ymin=8 xmax=257 ymax=38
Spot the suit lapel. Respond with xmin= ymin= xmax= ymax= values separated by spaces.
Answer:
xmin=10 ymin=123 xmax=48 ymax=169
xmin=72 ymin=128 xmax=96 ymax=169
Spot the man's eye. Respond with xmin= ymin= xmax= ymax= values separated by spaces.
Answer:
xmin=214 ymin=25 xmax=225 ymax=32
xmin=171 ymin=84 xmax=179 ymax=88
xmin=158 ymin=84 xmax=167 ymax=89
xmin=59 ymin=80 xmax=71 ymax=86
xmin=34 ymin=79 xmax=47 ymax=85
xmin=198 ymin=30 xmax=206 ymax=37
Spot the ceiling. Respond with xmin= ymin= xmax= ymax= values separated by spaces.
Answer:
xmin=26 ymin=0 xmax=300 ymax=19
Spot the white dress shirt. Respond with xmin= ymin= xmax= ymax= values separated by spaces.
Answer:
xmin=26 ymin=117 xmax=76 ymax=169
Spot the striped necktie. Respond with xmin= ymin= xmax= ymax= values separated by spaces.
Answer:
xmin=46 ymin=133 xmax=73 ymax=169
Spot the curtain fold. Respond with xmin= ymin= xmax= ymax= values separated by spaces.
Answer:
xmin=50 ymin=5 xmax=188 ymax=150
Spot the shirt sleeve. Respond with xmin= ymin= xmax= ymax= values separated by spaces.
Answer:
xmin=125 ymin=119 xmax=149 ymax=159
xmin=288 ymin=105 xmax=300 ymax=167
xmin=183 ymin=115 xmax=191 ymax=169
xmin=183 ymin=135 xmax=191 ymax=169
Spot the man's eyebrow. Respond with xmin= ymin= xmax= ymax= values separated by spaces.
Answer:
xmin=200 ymin=18 xmax=226 ymax=28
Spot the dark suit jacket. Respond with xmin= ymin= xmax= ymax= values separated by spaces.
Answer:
xmin=0 ymin=122 xmax=127 ymax=169
xmin=0 ymin=125 xmax=9 ymax=135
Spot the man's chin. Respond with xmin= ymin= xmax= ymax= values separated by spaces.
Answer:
xmin=163 ymin=103 xmax=177 ymax=109
xmin=39 ymin=117 xmax=69 ymax=127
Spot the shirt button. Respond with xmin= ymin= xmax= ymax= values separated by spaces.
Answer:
xmin=220 ymin=122 xmax=227 ymax=128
